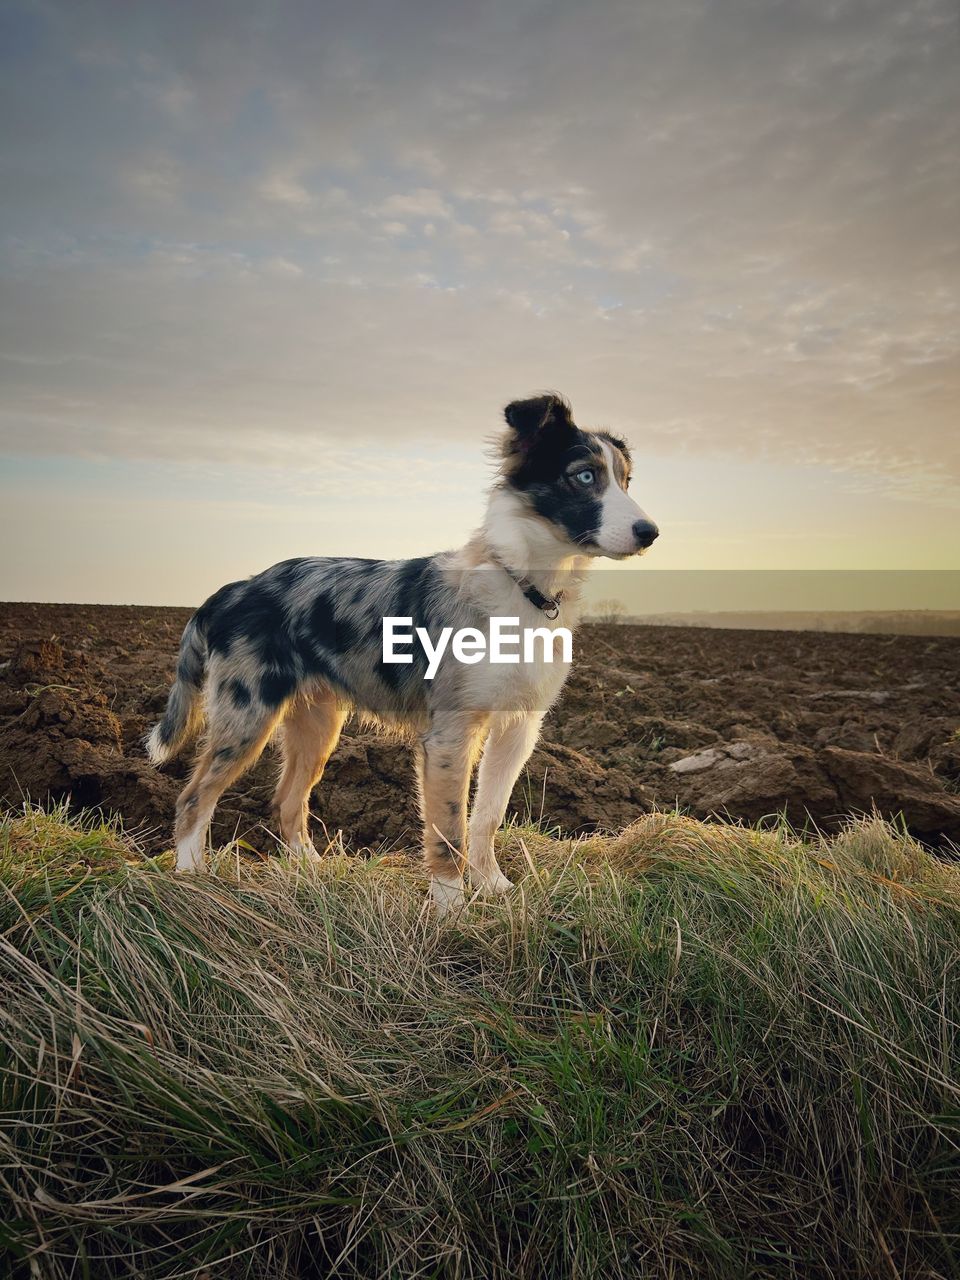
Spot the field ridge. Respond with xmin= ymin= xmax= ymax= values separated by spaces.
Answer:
xmin=1 ymin=807 xmax=958 ymax=1278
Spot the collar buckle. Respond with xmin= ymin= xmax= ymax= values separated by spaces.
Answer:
xmin=489 ymin=552 xmax=565 ymax=620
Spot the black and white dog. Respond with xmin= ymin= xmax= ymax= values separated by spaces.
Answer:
xmin=147 ymin=394 xmax=658 ymax=912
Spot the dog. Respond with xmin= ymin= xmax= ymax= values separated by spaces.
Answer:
xmin=146 ymin=394 xmax=658 ymax=912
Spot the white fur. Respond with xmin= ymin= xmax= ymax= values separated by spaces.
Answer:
xmin=448 ymin=495 xmax=588 ymax=720
xmin=430 ymin=872 xmax=467 ymax=916
xmin=595 ymin=441 xmax=650 ymax=557
xmin=286 ymin=836 xmax=321 ymax=861
xmin=175 ymin=828 xmax=206 ymax=873
xmin=467 ymin=711 xmax=544 ymax=889
xmin=482 ymin=486 xmax=580 ymax=572
xmin=145 ymin=722 xmax=169 ymax=766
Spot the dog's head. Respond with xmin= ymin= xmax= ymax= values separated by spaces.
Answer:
xmin=498 ymin=394 xmax=658 ymax=559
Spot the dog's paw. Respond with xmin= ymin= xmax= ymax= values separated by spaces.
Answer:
xmin=476 ymin=870 xmax=514 ymax=895
xmin=174 ymin=858 xmax=204 ymax=875
xmin=175 ymin=843 xmax=205 ymax=874
xmin=470 ymin=864 xmax=514 ymax=895
xmin=430 ymin=876 xmax=466 ymax=918
xmin=286 ymin=837 xmax=321 ymax=863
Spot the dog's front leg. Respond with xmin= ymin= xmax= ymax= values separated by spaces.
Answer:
xmin=418 ymin=711 xmax=488 ymax=915
xmin=468 ymin=711 xmax=545 ymax=893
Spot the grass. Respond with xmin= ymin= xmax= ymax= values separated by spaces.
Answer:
xmin=0 ymin=807 xmax=958 ymax=1279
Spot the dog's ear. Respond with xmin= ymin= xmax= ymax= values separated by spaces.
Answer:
xmin=503 ymin=394 xmax=574 ymax=446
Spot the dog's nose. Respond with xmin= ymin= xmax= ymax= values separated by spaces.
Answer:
xmin=632 ymin=519 xmax=659 ymax=549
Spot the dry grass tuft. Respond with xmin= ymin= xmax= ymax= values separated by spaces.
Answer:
xmin=0 ymin=804 xmax=958 ymax=1278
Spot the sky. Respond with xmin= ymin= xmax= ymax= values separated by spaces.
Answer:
xmin=0 ymin=0 xmax=958 ymax=606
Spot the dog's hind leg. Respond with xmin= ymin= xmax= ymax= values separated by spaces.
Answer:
xmin=272 ymin=691 xmax=347 ymax=858
xmin=174 ymin=697 xmax=284 ymax=873
xmin=467 ymin=711 xmax=545 ymax=893
xmin=418 ymin=710 xmax=489 ymax=915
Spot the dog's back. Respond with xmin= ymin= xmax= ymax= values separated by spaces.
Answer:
xmin=147 ymin=552 xmax=497 ymax=768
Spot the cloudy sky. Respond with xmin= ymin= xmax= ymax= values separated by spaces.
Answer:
xmin=1 ymin=0 xmax=958 ymax=605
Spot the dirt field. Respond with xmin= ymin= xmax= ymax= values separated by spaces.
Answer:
xmin=2 ymin=602 xmax=959 ymax=856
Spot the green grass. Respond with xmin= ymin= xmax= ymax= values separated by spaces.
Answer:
xmin=0 ymin=807 xmax=958 ymax=1279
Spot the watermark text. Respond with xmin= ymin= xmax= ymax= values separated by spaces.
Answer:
xmin=383 ymin=616 xmax=572 ymax=680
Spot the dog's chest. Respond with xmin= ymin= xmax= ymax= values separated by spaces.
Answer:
xmin=503 ymin=645 xmax=570 ymax=711
xmin=458 ymin=616 xmax=574 ymax=715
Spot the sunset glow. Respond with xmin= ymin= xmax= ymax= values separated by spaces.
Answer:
xmin=1 ymin=1 xmax=957 ymax=604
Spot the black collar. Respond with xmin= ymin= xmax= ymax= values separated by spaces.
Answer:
xmin=490 ymin=556 xmax=565 ymax=620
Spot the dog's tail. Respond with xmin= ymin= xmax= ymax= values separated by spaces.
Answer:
xmin=145 ymin=614 xmax=208 ymax=765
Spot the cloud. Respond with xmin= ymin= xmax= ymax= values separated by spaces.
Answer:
xmin=0 ymin=0 xmax=957 ymax=507
xmin=258 ymin=169 xmax=314 ymax=208
xmin=377 ymin=188 xmax=453 ymax=221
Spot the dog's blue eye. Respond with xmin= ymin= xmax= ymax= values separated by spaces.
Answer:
xmin=575 ymin=469 xmax=595 ymax=486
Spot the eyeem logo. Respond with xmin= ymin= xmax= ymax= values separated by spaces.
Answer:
xmin=383 ymin=616 xmax=573 ymax=680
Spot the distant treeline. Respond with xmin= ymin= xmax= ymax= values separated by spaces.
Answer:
xmin=587 ymin=610 xmax=960 ymax=636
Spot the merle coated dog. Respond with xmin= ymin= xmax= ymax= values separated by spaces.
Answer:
xmin=147 ymin=394 xmax=658 ymax=912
